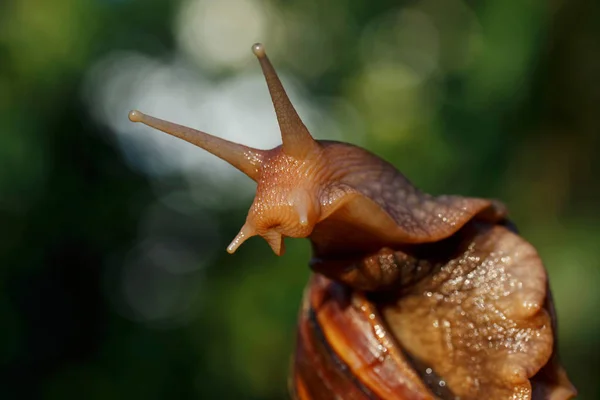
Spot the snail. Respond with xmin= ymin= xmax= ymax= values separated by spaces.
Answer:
xmin=128 ymin=43 xmax=577 ymax=399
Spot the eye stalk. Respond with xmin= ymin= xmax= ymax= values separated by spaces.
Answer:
xmin=129 ymin=43 xmax=323 ymax=255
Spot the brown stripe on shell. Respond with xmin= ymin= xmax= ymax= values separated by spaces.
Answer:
xmin=291 ymin=274 xmax=436 ymax=400
xmin=291 ymin=282 xmax=376 ymax=399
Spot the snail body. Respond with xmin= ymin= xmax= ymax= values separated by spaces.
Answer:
xmin=128 ymin=44 xmax=576 ymax=399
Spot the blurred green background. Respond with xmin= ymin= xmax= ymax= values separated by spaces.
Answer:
xmin=1 ymin=0 xmax=598 ymax=398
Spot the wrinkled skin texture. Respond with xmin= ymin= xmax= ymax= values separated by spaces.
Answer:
xmin=379 ymin=222 xmax=559 ymax=398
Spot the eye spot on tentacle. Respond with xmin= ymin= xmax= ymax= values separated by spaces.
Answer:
xmin=251 ymin=42 xmax=265 ymax=58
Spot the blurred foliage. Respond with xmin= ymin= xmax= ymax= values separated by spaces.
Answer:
xmin=1 ymin=0 xmax=599 ymax=398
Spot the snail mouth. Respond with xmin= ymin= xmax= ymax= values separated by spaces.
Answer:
xmin=264 ymin=223 xmax=281 ymax=231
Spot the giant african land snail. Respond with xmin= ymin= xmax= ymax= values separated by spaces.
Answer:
xmin=128 ymin=43 xmax=577 ymax=400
